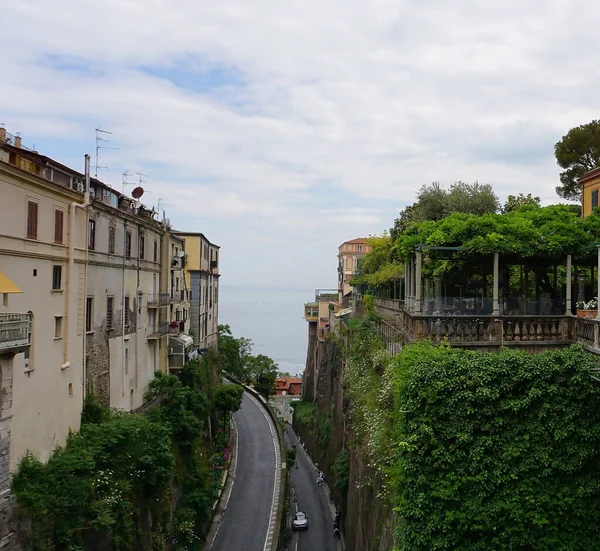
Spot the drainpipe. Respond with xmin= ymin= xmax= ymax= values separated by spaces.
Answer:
xmin=122 ymin=222 xmax=127 ymax=401
xmin=64 ymin=155 xmax=91 ymax=404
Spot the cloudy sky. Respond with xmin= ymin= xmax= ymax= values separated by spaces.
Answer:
xmin=0 ymin=0 xmax=595 ymax=293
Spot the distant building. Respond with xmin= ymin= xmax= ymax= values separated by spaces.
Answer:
xmin=580 ymin=167 xmax=600 ymax=217
xmin=274 ymin=377 xmax=303 ymax=397
xmin=161 ymin=231 xmax=193 ymax=369
xmin=175 ymin=232 xmax=220 ymax=348
xmin=338 ymin=238 xmax=372 ymax=305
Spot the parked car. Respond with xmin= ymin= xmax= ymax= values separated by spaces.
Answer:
xmin=293 ymin=511 xmax=309 ymax=530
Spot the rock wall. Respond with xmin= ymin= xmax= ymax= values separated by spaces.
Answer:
xmin=297 ymin=334 xmax=395 ymax=551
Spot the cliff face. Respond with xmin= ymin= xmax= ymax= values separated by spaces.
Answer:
xmin=298 ymin=334 xmax=395 ymax=551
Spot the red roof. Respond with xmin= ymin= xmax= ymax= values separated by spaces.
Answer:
xmin=275 ymin=378 xmax=303 ymax=395
xmin=343 ymin=238 xmax=368 ymax=244
xmin=578 ymin=166 xmax=600 ymax=185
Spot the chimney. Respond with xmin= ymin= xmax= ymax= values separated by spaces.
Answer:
xmin=14 ymin=133 xmax=21 ymax=149
xmin=0 ymin=127 xmax=5 ymax=144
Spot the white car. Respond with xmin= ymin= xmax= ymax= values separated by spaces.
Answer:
xmin=293 ymin=511 xmax=308 ymax=530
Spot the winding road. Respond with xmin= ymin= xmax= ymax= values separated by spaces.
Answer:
xmin=285 ymin=426 xmax=337 ymax=551
xmin=210 ymin=393 xmax=278 ymax=551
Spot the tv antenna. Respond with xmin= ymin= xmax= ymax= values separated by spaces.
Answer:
xmin=135 ymin=172 xmax=148 ymax=186
xmin=94 ymin=128 xmax=119 ymax=178
xmin=122 ymin=170 xmax=135 ymax=194
xmin=157 ymin=197 xmax=173 ymax=219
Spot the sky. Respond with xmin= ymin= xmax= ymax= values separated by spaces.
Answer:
xmin=0 ymin=1 xmax=596 ymax=333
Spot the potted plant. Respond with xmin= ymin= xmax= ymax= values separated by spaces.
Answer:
xmin=576 ymin=298 xmax=598 ymax=319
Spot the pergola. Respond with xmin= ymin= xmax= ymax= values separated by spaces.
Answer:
xmin=403 ymin=245 xmax=600 ymax=318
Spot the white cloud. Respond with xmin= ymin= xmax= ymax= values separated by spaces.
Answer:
xmin=1 ymin=0 xmax=597 ymax=295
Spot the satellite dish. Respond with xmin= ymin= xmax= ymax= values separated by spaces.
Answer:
xmin=177 ymin=250 xmax=185 ymax=258
xmin=131 ymin=186 xmax=144 ymax=199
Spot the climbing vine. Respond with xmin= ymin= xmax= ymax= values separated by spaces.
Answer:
xmin=394 ymin=342 xmax=600 ymax=550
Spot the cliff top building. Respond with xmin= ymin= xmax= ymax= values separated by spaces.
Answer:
xmin=338 ymin=238 xmax=372 ymax=306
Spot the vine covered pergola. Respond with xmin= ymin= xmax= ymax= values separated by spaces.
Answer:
xmin=394 ymin=205 xmax=600 ymax=316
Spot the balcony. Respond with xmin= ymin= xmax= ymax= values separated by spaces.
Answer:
xmin=170 ymin=289 xmax=186 ymax=303
xmin=147 ymin=293 xmax=170 ymax=308
xmin=147 ymin=321 xmax=169 ymax=339
xmin=0 ymin=313 xmax=31 ymax=354
xmin=304 ymin=302 xmax=318 ymax=322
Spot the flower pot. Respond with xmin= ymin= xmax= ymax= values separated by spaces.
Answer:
xmin=577 ymin=309 xmax=598 ymax=319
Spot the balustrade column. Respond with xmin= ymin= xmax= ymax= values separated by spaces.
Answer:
xmin=414 ymin=251 xmax=422 ymax=314
xmin=566 ymin=254 xmax=573 ymax=316
xmin=425 ymin=278 xmax=431 ymax=313
xmin=578 ymin=274 xmax=585 ymax=305
xmin=492 ymin=252 xmax=500 ymax=316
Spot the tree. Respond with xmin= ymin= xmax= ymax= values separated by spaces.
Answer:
xmin=501 ymin=193 xmax=541 ymax=213
xmin=247 ymin=354 xmax=278 ymax=399
xmin=214 ymin=384 xmax=244 ymax=414
xmin=554 ymin=120 xmax=600 ymax=200
xmin=276 ymin=371 xmax=292 ymax=378
xmin=391 ymin=181 xmax=499 ymax=238
xmin=217 ymin=324 xmax=253 ymax=380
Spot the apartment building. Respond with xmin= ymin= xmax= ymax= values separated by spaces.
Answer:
xmin=0 ymin=130 xmax=87 ymax=471
xmin=338 ymin=238 xmax=372 ymax=305
xmin=84 ymin=179 xmax=164 ymax=411
xmin=175 ymin=232 xmax=220 ymax=348
xmin=161 ymin=229 xmax=193 ymax=369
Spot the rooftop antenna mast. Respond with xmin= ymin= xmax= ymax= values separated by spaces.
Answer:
xmin=94 ymin=128 xmax=119 ymax=178
xmin=122 ymin=170 xmax=135 ymax=194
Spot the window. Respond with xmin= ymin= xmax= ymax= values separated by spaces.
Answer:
xmin=593 ymin=190 xmax=599 ymax=209
xmin=54 ymin=316 xmax=63 ymax=339
xmin=108 ymin=226 xmax=116 ymax=254
xmin=52 ymin=265 xmax=62 ymax=290
xmin=86 ymin=297 xmax=94 ymax=332
xmin=153 ymin=240 xmax=158 ymax=262
xmin=88 ymin=219 xmax=96 ymax=250
xmin=139 ymin=234 xmax=145 ymax=260
xmin=176 ymin=309 xmax=181 ymax=321
xmin=106 ymin=296 xmax=114 ymax=330
xmin=68 ymin=383 xmax=73 ymax=397
xmin=124 ymin=296 xmax=130 ymax=327
xmin=125 ymin=231 xmax=132 ymax=259
xmin=27 ymin=201 xmax=38 ymax=239
xmin=357 ymin=245 xmax=363 ymax=252
xmin=54 ymin=210 xmax=64 ymax=244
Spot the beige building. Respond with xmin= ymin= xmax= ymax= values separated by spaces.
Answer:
xmin=0 ymin=129 xmax=87 ymax=471
xmin=161 ymin=229 xmax=193 ymax=369
xmin=175 ymin=232 xmax=220 ymax=349
xmin=338 ymin=238 xmax=372 ymax=305
xmin=84 ymin=178 xmax=164 ymax=411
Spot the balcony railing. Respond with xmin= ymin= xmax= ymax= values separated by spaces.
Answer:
xmin=170 ymin=289 xmax=186 ymax=303
xmin=147 ymin=293 xmax=170 ymax=308
xmin=0 ymin=313 xmax=31 ymax=352
xmin=147 ymin=321 xmax=169 ymax=339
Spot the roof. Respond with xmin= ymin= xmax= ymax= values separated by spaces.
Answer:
xmin=339 ymin=237 xmax=368 ymax=247
xmin=275 ymin=377 xmax=303 ymax=389
xmin=0 ymin=272 xmax=22 ymax=294
xmin=174 ymin=231 xmax=220 ymax=248
xmin=578 ymin=166 xmax=600 ymax=185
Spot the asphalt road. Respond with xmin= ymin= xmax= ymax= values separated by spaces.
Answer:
xmin=211 ymin=394 xmax=277 ymax=551
xmin=285 ymin=426 xmax=337 ymax=551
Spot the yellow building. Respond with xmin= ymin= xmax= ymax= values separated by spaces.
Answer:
xmin=580 ymin=167 xmax=600 ymax=217
xmin=338 ymin=238 xmax=372 ymax=304
xmin=174 ymin=232 xmax=220 ymax=348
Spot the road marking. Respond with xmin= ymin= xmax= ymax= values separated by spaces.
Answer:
xmin=246 ymin=393 xmax=281 ymax=551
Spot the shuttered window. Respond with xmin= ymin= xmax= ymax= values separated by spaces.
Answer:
xmin=27 ymin=201 xmax=38 ymax=239
xmin=593 ymin=190 xmax=599 ymax=209
xmin=54 ymin=210 xmax=64 ymax=244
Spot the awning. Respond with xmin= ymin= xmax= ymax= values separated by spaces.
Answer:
xmin=169 ymin=333 xmax=194 ymax=348
xmin=0 ymin=273 xmax=22 ymax=294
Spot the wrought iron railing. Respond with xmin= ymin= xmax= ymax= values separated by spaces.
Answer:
xmin=0 ymin=313 xmax=31 ymax=351
xmin=147 ymin=293 xmax=170 ymax=307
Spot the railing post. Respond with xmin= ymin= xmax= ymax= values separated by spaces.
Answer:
xmin=566 ymin=254 xmax=573 ymax=316
xmin=434 ymin=276 xmax=442 ymax=314
xmin=492 ymin=252 xmax=499 ymax=316
xmin=414 ymin=251 xmax=422 ymax=314
xmin=597 ymin=246 xmax=600 ymax=320
xmin=594 ymin=322 xmax=599 ymax=349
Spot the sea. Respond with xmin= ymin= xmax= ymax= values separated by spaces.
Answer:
xmin=218 ymin=285 xmax=309 ymax=376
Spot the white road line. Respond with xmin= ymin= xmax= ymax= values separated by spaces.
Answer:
xmin=246 ymin=393 xmax=280 ymax=551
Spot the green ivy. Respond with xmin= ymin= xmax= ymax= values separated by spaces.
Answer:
xmin=332 ymin=449 xmax=349 ymax=494
xmin=395 ymin=342 xmax=600 ymax=550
